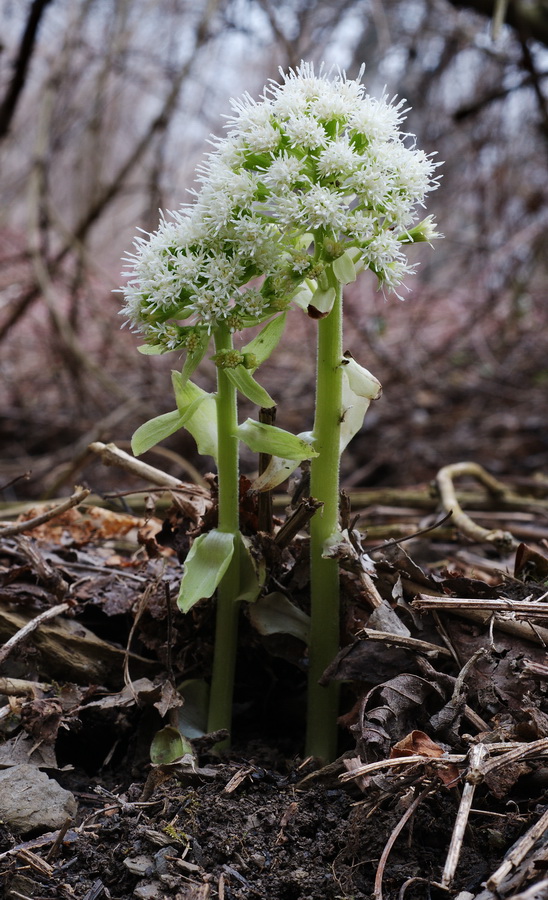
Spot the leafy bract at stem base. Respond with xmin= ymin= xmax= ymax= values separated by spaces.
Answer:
xmin=177 ymin=530 xmax=263 ymax=614
xmin=177 ymin=529 xmax=235 ymax=613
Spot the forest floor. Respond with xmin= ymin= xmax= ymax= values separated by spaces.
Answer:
xmin=2 ymin=445 xmax=548 ymax=899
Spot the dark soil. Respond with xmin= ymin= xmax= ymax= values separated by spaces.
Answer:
xmin=0 ymin=753 xmax=533 ymax=900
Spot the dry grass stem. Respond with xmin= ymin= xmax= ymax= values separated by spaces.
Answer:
xmin=89 ymin=441 xmax=189 ymax=489
xmin=441 ymin=744 xmax=488 ymax=888
xmin=412 ymin=597 xmax=548 ymax=647
xmin=0 ymin=602 xmax=70 ymax=665
xmin=358 ymin=628 xmax=453 ymax=658
xmin=486 ymin=806 xmax=548 ymax=890
xmin=374 ymin=784 xmax=433 ymax=900
xmin=413 ymin=597 xmax=548 ymax=618
xmin=473 ymin=737 xmax=548 ymax=782
xmin=0 ymin=487 xmax=91 ymax=537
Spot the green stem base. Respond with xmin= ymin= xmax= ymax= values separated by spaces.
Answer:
xmin=207 ymin=326 xmax=240 ymax=745
xmin=305 ymin=278 xmax=343 ymax=763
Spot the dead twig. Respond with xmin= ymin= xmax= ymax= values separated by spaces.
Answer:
xmin=357 ymin=628 xmax=453 ymax=658
xmin=0 ymin=602 xmax=70 ymax=665
xmin=0 ymin=828 xmax=80 ymax=863
xmin=486 ymin=805 xmax=548 ymax=891
xmin=357 ymin=569 xmax=385 ymax=610
xmin=413 ymin=597 xmax=548 ymax=619
xmin=340 ymin=753 xmax=466 ymax=783
xmin=412 ymin=596 xmax=548 ymax=648
xmin=45 ymin=817 xmax=73 ymax=862
xmin=521 ymin=659 xmax=548 ymax=680
xmin=0 ymin=486 xmax=90 ymax=538
xmin=374 ymin=783 xmax=433 ymax=900
xmin=0 ymin=677 xmax=52 ymax=695
xmin=17 ymin=535 xmax=69 ymax=598
xmin=16 ymin=846 xmax=54 ymax=877
xmin=442 ymin=744 xmax=489 ymax=888
xmin=435 ymin=462 xmax=519 ymax=549
xmin=274 ymin=497 xmax=323 ymax=549
xmin=507 ymin=880 xmax=548 ymax=900
xmin=470 ymin=737 xmax=548 ymax=784
xmin=366 ymin=509 xmax=454 ymax=552
xmin=114 ymin=439 xmax=208 ymax=488
xmin=0 ymin=0 xmax=54 ymax=140
xmin=340 ymin=741 xmax=537 ymax=786
xmin=89 ymin=441 xmax=188 ymax=488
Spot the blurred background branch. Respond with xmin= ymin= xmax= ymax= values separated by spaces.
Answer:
xmin=0 ymin=0 xmax=54 ymax=140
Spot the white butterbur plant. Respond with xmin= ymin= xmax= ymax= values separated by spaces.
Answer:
xmin=120 ymin=62 xmax=441 ymax=760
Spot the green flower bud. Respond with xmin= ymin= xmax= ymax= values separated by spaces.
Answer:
xmin=400 ymin=215 xmax=442 ymax=244
xmin=307 ymin=262 xmax=325 ymax=280
xmin=226 ymin=313 xmax=244 ymax=332
xmin=242 ymin=352 xmax=258 ymax=370
xmin=185 ymin=330 xmax=202 ymax=353
xmin=212 ymin=349 xmax=245 ymax=369
xmin=322 ymin=238 xmax=345 ymax=260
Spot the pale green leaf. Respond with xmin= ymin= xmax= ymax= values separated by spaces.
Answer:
xmin=248 ymin=592 xmax=310 ymax=643
xmin=295 ymin=232 xmax=314 ymax=251
xmin=172 ymin=371 xmax=206 ymax=414
xmin=250 ymin=455 xmax=300 ymax=492
xmin=137 ymin=344 xmax=165 ymax=355
xmin=341 ymin=354 xmax=382 ymax=400
xmin=308 ymin=285 xmax=336 ymax=318
xmin=150 ymin=725 xmax=194 ymax=766
xmin=226 ymin=367 xmax=275 ymax=408
xmin=235 ymin=533 xmax=265 ymax=603
xmin=332 ymin=250 xmax=357 ymax=285
xmin=176 ymin=679 xmax=209 ymax=739
xmin=250 ymin=430 xmax=314 ymax=491
xmin=177 ymin=529 xmax=235 ymax=613
xmin=340 ymin=362 xmax=381 ymax=453
xmin=292 ymin=280 xmax=315 ymax=311
xmin=236 ymin=419 xmax=318 ymax=461
xmin=176 ymin=391 xmax=210 ymax=427
xmin=131 ymin=409 xmax=184 ymax=457
xmin=171 ymin=374 xmax=218 ymax=459
xmin=241 ymin=314 xmax=287 ymax=368
xmin=185 ymin=397 xmax=218 ymax=459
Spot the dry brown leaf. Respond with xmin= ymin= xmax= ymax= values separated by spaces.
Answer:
xmin=391 ymin=729 xmax=460 ymax=786
xmin=17 ymin=504 xmax=162 ymax=547
xmin=391 ymin=729 xmax=445 ymax=758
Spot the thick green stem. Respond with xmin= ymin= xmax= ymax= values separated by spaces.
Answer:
xmin=306 ymin=277 xmax=343 ymax=762
xmin=207 ymin=325 xmax=240 ymax=741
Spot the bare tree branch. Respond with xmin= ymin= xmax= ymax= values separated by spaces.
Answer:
xmin=0 ymin=0 xmax=55 ymax=140
xmin=447 ymin=0 xmax=548 ymax=49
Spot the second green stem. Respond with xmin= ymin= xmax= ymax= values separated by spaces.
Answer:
xmin=207 ymin=325 xmax=241 ymax=741
xmin=306 ymin=276 xmax=343 ymax=763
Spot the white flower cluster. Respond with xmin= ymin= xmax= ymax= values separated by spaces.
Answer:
xmin=121 ymin=62 xmax=440 ymax=349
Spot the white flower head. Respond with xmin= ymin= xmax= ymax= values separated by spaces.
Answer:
xmin=316 ymin=137 xmax=360 ymax=178
xmin=120 ymin=61 xmax=441 ymax=347
xmin=262 ymin=153 xmax=307 ymax=190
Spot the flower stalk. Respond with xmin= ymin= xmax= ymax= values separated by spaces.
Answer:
xmin=207 ymin=324 xmax=241 ymax=740
xmin=307 ymin=274 xmax=344 ymax=762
